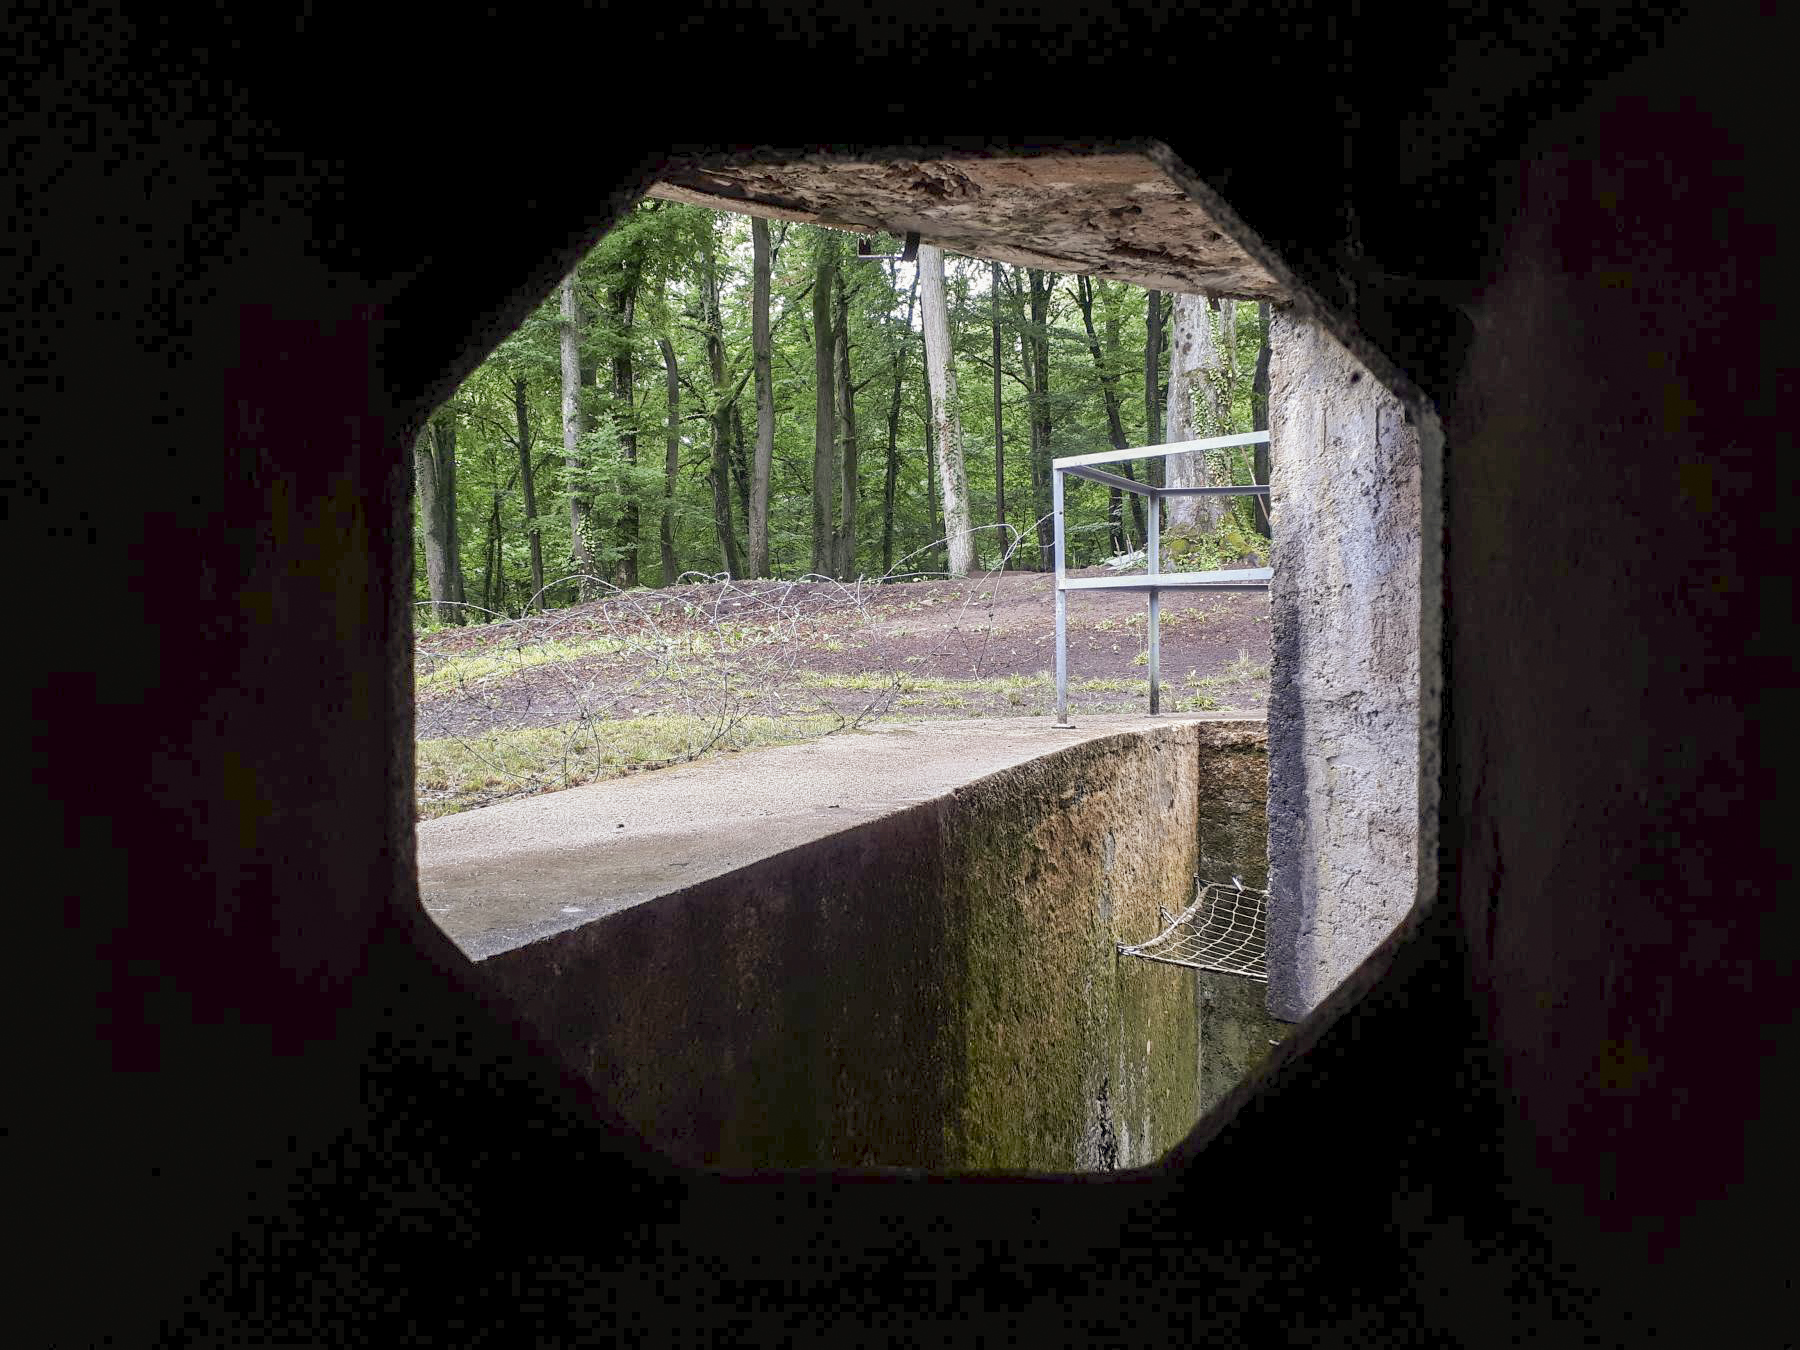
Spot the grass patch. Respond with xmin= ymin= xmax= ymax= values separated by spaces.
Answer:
xmin=1176 ymin=654 xmax=1270 ymax=710
xmin=415 ymin=634 xmax=633 ymax=694
xmin=415 ymin=712 xmax=868 ymax=819
xmin=416 ymin=622 xmax=794 ymax=695
xmin=795 ymin=670 xmax=1144 ymax=696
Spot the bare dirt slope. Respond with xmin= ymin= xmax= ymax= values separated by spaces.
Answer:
xmin=413 ymin=567 xmax=1270 ymax=816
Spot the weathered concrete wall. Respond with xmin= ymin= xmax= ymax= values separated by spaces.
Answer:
xmin=456 ymin=721 xmax=1268 ymax=1172
xmin=1195 ymin=721 xmax=1271 ymax=892
xmin=1189 ymin=721 xmax=1292 ymax=1111
xmin=1266 ymin=313 xmax=1422 ymax=1022
xmin=1196 ymin=970 xmax=1291 ymax=1111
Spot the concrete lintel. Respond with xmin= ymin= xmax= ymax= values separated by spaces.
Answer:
xmin=645 ymin=151 xmax=1287 ymax=300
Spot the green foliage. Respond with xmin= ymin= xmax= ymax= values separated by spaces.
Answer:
xmin=415 ymin=201 xmax=1275 ymax=607
xmin=415 ymin=712 xmax=859 ymax=818
xmin=1164 ymin=515 xmax=1273 ymax=572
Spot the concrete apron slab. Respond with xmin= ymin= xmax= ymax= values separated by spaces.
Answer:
xmin=419 ymin=714 xmax=1255 ymax=963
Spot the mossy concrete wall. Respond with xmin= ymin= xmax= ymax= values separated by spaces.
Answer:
xmin=1196 ymin=721 xmax=1272 ymax=892
xmin=1196 ymin=970 xmax=1292 ymax=1112
xmin=471 ymin=720 xmax=1269 ymax=1171
xmin=1189 ymin=721 xmax=1293 ymax=1114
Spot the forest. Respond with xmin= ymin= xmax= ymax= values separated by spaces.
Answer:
xmin=412 ymin=198 xmax=1274 ymax=624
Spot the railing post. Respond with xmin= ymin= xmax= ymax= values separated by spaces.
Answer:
xmin=1148 ymin=490 xmax=1161 ymax=715
xmin=1053 ymin=467 xmax=1070 ymax=725
xmin=1049 ymin=431 xmax=1272 ymax=726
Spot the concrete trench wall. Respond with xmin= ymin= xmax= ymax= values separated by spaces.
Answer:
xmin=1265 ymin=312 xmax=1423 ymax=1023
xmin=471 ymin=721 xmax=1271 ymax=1171
xmin=1190 ymin=722 xmax=1295 ymax=1106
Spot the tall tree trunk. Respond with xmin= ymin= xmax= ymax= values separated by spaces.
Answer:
xmin=882 ymin=266 xmax=918 ymax=575
xmin=700 ymin=228 xmax=742 ymax=577
xmin=731 ymin=400 xmax=750 ymax=539
xmin=748 ymin=216 xmax=775 ymax=577
xmin=441 ymin=416 xmax=465 ymax=606
xmin=1075 ymin=275 xmax=1146 ymax=552
xmin=609 ymin=284 xmax=639 ymax=589
xmin=991 ymin=259 xmax=1006 ymax=547
xmin=480 ymin=486 xmax=500 ymax=615
xmin=1208 ymin=297 xmax=1236 ymax=434
xmin=882 ymin=396 xmax=899 ymax=576
xmin=811 ymin=231 xmax=838 ymax=576
xmin=414 ymin=414 xmax=464 ymax=624
xmin=658 ymin=335 xmax=680 ymax=582
xmin=560 ymin=273 xmax=598 ymax=599
xmin=1144 ymin=289 xmax=1163 ymax=451
xmin=919 ymin=244 xmax=973 ymax=577
xmin=513 ymin=376 xmax=545 ymax=607
xmin=1018 ymin=267 xmax=1055 ymax=570
xmin=1074 ymin=277 xmax=1126 ymax=553
xmin=833 ymin=267 xmax=859 ymax=579
xmin=921 ymin=336 xmax=944 ymax=572
xmin=1103 ymin=284 xmax=1146 ymax=544
xmin=1144 ymin=291 xmax=1173 ymax=486
xmin=478 ymin=442 xmax=498 ymax=613
xmin=1164 ymin=292 xmax=1225 ymax=533
xmin=1220 ymin=297 xmax=1238 ymax=371
xmin=1217 ymin=297 xmax=1239 ymax=527
xmin=1252 ymin=300 xmax=1272 ymax=538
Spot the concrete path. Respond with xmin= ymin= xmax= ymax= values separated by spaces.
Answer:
xmin=417 ymin=715 xmax=1251 ymax=960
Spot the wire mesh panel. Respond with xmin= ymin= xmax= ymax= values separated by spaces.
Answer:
xmin=1118 ymin=880 xmax=1268 ymax=980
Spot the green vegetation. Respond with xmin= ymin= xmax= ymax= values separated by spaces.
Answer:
xmin=416 ymin=713 xmax=870 ymax=818
xmin=415 ymin=621 xmax=800 ymax=694
xmin=1177 ymin=654 xmax=1269 ymax=711
xmin=797 ymin=670 xmax=1151 ymax=696
xmin=413 ymin=199 xmax=1273 ymax=620
xmin=411 ymin=200 xmax=1277 ymax=818
xmin=414 ymin=655 xmax=1267 ymax=817
xmin=416 ymin=634 xmax=631 ymax=694
xmin=1165 ymin=515 xmax=1273 ymax=571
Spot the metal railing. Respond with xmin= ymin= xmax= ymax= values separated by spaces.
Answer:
xmin=1053 ymin=430 xmax=1271 ymax=723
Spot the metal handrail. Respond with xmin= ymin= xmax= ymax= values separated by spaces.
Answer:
xmin=1053 ymin=430 xmax=1271 ymax=724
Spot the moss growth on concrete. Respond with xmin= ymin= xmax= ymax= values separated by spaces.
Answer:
xmin=1196 ymin=971 xmax=1294 ymax=1118
xmin=1195 ymin=722 xmax=1271 ymax=891
xmin=477 ymin=719 xmax=1272 ymax=1173
xmin=938 ymin=731 xmax=1208 ymax=1171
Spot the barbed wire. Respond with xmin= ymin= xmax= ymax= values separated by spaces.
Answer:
xmin=414 ymin=517 xmax=1064 ymax=813
xmin=413 ymin=510 xmax=1271 ymax=817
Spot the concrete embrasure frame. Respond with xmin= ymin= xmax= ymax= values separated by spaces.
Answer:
xmin=34 ymin=16 xmax=1785 ymax=1340
xmin=413 ymin=137 xmax=1445 ymax=1174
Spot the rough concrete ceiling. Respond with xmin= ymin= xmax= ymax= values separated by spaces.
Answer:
xmin=645 ymin=152 xmax=1286 ymax=300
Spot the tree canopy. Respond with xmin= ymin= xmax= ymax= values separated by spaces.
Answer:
xmin=415 ymin=199 xmax=1271 ymax=622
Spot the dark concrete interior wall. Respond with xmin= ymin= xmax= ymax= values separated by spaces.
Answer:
xmin=1265 ymin=314 xmax=1423 ymax=1020
xmin=1442 ymin=91 xmax=1795 ymax=1289
xmin=24 ymin=6 xmax=1792 ymax=1344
